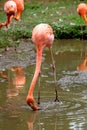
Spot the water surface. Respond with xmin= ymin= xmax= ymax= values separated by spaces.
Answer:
xmin=0 ymin=39 xmax=87 ymax=130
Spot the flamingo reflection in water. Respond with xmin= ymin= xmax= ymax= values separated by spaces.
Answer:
xmin=27 ymin=111 xmax=37 ymax=130
xmin=0 ymin=70 xmax=8 ymax=79
xmin=0 ymin=0 xmax=24 ymax=28
xmin=11 ymin=66 xmax=26 ymax=88
xmin=8 ymin=66 xmax=26 ymax=98
xmin=0 ymin=66 xmax=26 ymax=98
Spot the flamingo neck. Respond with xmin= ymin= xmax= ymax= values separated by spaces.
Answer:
xmin=82 ymin=58 xmax=87 ymax=66
xmin=0 ymin=15 xmax=13 ymax=27
xmin=82 ymin=14 xmax=87 ymax=23
xmin=6 ymin=15 xmax=13 ymax=26
xmin=28 ymin=47 xmax=43 ymax=96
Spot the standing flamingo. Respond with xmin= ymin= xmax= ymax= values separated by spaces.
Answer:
xmin=26 ymin=23 xmax=59 ymax=111
xmin=77 ymin=3 xmax=87 ymax=23
xmin=0 ymin=0 xmax=24 ymax=28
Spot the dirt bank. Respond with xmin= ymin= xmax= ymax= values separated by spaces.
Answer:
xmin=0 ymin=39 xmax=35 ymax=70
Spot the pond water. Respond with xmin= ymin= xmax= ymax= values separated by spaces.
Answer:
xmin=0 ymin=39 xmax=87 ymax=130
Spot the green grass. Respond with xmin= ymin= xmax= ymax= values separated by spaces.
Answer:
xmin=0 ymin=0 xmax=87 ymax=48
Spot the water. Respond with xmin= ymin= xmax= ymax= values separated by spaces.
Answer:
xmin=0 ymin=39 xmax=87 ymax=130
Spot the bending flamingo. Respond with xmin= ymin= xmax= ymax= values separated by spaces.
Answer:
xmin=77 ymin=57 xmax=87 ymax=71
xmin=0 ymin=0 xmax=17 ymax=27
xmin=77 ymin=3 xmax=87 ymax=23
xmin=26 ymin=23 xmax=59 ymax=111
xmin=0 ymin=0 xmax=24 ymax=28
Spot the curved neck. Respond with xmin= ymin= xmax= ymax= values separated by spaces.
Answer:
xmin=28 ymin=47 xmax=43 ymax=96
xmin=0 ymin=15 xmax=13 ymax=27
xmin=82 ymin=14 xmax=87 ymax=23
xmin=82 ymin=58 xmax=87 ymax=66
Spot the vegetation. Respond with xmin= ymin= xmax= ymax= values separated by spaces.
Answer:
xmin=0 ymin=0 xmax=87 ymax=48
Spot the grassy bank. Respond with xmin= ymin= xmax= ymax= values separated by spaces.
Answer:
xmin=0 ymin=0 xmax=87 ymax=48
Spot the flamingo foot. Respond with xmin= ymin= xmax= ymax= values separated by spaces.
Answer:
xmin=54 ymin=90 xmax=60 ymax=102
xmin=26 ymin=96 xmax=41 ymax=111
xmin=54 ymin=98 xmax=60 ymax=102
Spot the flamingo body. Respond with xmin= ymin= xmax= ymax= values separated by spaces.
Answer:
xmin=77 ymin=3 xmax=87 ymax=23
xmin=14 ymin=0 xmax=24 ymax=11
xmin=32 ymin=23 xmax=54 ymax=48
xmin=26 ymin=23 xmax=54 ymax=111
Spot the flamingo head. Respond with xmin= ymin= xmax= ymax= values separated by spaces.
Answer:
xmin=26 ymin=96 xmax=39 ymax=111
xmin=4 ymin=1 xmax=17 ymax=16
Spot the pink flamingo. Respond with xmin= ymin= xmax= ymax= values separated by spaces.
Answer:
xmin=77 ymin=57 xmax=87 ymax=71
xmin=0 ymin=0 xmax=24 ymax=28
xmin=26 ymin=23 xmax=59 ymax=111
xmin=77 ymin=3 xmax=87 ymax=23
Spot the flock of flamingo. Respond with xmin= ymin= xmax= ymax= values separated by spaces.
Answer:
xmin=0 ymin=0 xmax=87 ymax=111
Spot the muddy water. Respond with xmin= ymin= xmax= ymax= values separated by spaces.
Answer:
xmin=0 ymin=39 xmax=87 ymax=130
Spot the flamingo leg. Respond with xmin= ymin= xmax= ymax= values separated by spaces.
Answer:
xmin=49 ymin=47 xmax=59 ymax=102
xmin=80 ymin=16 xmax=84 ymax=40
xmin=37 ymin=72 xmax=41 ymax=105
xmin=85 ymin=46 xmax=87 ymax=57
